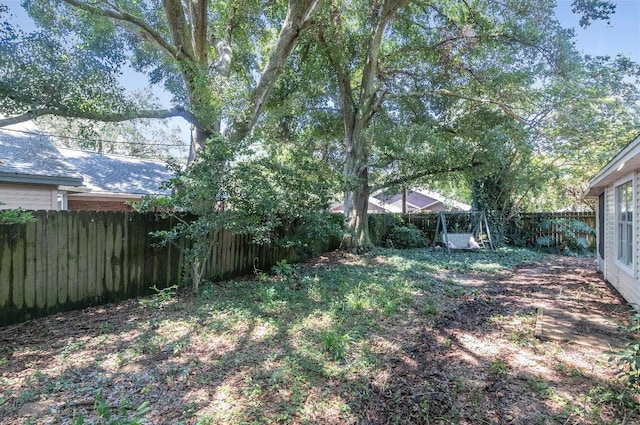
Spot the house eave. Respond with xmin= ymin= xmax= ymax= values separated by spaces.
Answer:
xmin=0 ymin=172 xmax=83 ymax=187
xmin=58 ymin=185 xmax=92 ymax=193
xmin=587 ymin=133 xmax=640 ymax=198
xmin=67 ymin=192 xmax=145 ymax=200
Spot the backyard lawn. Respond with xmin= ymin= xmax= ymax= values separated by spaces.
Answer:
xmin=0 ymin=248 xmax=636 ymax=424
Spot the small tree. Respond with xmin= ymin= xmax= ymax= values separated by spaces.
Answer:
xmin=139 ymin=136 xmax=340 ymax=291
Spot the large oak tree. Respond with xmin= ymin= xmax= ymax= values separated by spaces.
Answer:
xmin=288 ymin=0 xmax=633 ymax=250
xmin=1 ymin=0 xmax=322 ymax=161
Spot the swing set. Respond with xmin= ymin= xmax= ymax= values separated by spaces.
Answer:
xmin=432 ymin=211 xmax=494 ymax=254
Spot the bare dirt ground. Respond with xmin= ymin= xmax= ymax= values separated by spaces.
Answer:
xmin=357 ymin=256 xmax=635 ymax=424
xmin=0 ymin=253 xmax=637 ymax=424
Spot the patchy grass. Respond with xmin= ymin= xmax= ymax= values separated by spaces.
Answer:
xmin=0 ymin=247 xmax=636 ymax=424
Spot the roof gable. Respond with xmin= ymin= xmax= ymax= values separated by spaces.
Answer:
xmin=375 ymin=191 xmax=438 ymax=210
xmin=333 ymin=188 xmax=470 ymax=213
xmin=373 ymin=188 xmax=470 ymax=211
xmin=0 ymin=124 xmax=83 ymax=186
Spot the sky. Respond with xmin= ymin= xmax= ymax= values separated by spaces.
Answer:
xmin=555 ymin=0 xmax=640 ymax=62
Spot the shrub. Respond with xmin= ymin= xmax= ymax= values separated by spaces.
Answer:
xmin=387 ymin=224 xmax=428 ymax=249
xmin=0 ymin=205 xmax=36 ymax=224
xmin=539 ymin=218 xmax=595 ymax=253
xmin=138 ymin=137 xmax=338 ymax=291
xmin=368 ymin=214 xmax=402 ymax=246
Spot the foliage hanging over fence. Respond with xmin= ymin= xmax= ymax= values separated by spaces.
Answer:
xmin=138 ymin=137 xmax=341 ymax=292
xmin=0 ymin=204 xmax=36 ymax=224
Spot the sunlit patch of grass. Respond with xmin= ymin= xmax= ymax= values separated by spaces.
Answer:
xmin=345 ymin=283 xmax=373 ymax=311
xmin=528 ymin=375 xmax=555 ymax=398
xmin=490 ymin=358 xmax=509 ymax=376
xmin=513 ymin=310 xmax=537 ymax=325
xmin=248 ymin=319 xmax=279 ymax=343
xmin=469 ymin=262 xmax=507 ymax=273
xmin=321 ymin=330 xmax=351 ymax=362
xmin=421 ymin=301 xmax=440 ymax=316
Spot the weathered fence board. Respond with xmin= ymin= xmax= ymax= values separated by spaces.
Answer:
xmin=0 ymin=230 xmax=10 ymax=308
xmin=68 ymin=212 xmax=79 ymax=304
xmin=46 ymin=212 xmax=57 ymax=309
xmin=25 ymin=221 xmax=36 ymax=310
xmin=12 ymin=228 xmax=24 ymax=310
xmin=57 ymin=212 xmax=68 ymax=306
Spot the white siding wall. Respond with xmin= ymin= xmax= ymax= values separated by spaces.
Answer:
xmin=624 ymin=170 xmax=640 ymax=307
xmin=603 ymin=172 xmax=640 ymax=308
xmin=604 ymin=185 xmax=616 ymax=288
xmin=0 ymin=183 xmax=59 ymax=210
xmin=596 ymin=203 xmax=604 ymax=272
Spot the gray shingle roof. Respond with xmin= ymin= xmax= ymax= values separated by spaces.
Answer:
xmin=57 ymin=148 xmax=173 ymax=195
xmin=375 ymin=190 xmax=437 ymax=209
xmin=0 ymin=126 xmax=83 ymax=186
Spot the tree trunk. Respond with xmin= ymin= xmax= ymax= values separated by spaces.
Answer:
xmin=342 ymin=184 xmax=371 ymax=252
xmin=329 ymin=1 xmax=404 ymax=252
xmin=188 ymin=124 xmax=212 ymax=163
xmin=341 ymin=128 xmax=372 ymax=252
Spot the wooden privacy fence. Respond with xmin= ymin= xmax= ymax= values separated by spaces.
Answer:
xmin=519 ymin=211 xmax=596 ymax=249
xmin=0 ymin=210 xmax=595 ymax=326
xmin=0 ymin=211 xmax=316 ymax=326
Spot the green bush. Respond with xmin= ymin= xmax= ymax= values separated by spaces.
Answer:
xmin=539 ymin=218 xmax=595 ymax=253
xmin=368 ymin=214 xmax=402 ymax=246
xmin=387 ymin=224 xmax=428 ymax=249
xmin=0 ymin=206 xmax=36 ymax=224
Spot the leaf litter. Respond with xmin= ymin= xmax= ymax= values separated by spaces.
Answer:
xmin=0 ymin=249 xmax=636 ymax=424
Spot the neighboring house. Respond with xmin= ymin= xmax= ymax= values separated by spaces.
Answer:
xmin=331 ymin=188 xmax=471 ymax=214
xmin=0 ymin=123 xmax=83 ymax=210
xmin=330 ymin=196 xmax=391 ymax=214
xmin=58 ymin=148 xmax=173 ymax=211
xmin=0 ymin=121 xmax=174 ymax=212
xmin=587 ymin=133 xmax=640 ymax=308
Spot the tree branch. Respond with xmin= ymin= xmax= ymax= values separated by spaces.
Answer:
xmin=317 ymin=21 xmax=357 ymax=133
xmin=188 ymin=0 xmax=209 ymax=64
xmin=359 ymin=0 xmax=406 ymax=118
xmin=0 ymin=106 xmax=196 ymax=128
xmin=162 ymin=0 xmax=196 ymax=61
xmin=228 ymin=0 xmax=323 ymax=144
xmin=61 ymin=0 xmax=180 ymax=60
xmin=437 ymin=88 xmax=526 ymax=122
xmin=373 ymin=160 xmax=483 ymax=191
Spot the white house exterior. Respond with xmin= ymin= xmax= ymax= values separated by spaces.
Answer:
xmin=587 ymin=133 xmax=640 ymax=309
xmin=0 ymin=123 xmax=83 ymax=210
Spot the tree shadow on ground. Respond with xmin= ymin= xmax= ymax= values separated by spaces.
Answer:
xmin=0 ymin=249 xmax=636 ymax=424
